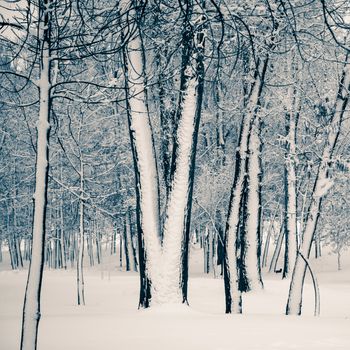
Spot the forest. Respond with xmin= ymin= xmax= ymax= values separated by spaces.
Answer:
xmin=0 ymin=0 xmax=350 ymax=349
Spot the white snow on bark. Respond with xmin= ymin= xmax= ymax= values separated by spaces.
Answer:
xmin=225 ymin=69 xmax=263 ymax=312
xmin=77 ymin=163 xmax=85 ymax=305
xmin=120 ymin=1 xmax=205 ymax=306
xmin=21 ymin=5 xmax=51 ymax=348
xmin=159 ymin=76 xmax=198 ymax=304
xmin=225 ymin=121 xmax=250 ymax=312
xmin=245 ymin=117 xmax=263 ymax=290
xmin=315 ymin=178 xmax=334 ymax=197
xmin=123 ymin=19 xmax=162 ymax=294
xmin=284 ymin=83 xmax=298 ymax=278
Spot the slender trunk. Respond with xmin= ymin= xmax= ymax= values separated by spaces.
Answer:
xmin=216 ymin=84 xmax=226 ymax=165
xmin=269 ymin=225 xmax=284 ymax=273
xmin=59 ymin=154 xmax=66 ymax=269
xmin=262 ymin=212 xmax=278 ymax=268
xmin=96 ymin=220 xmax=102 ymax=265
xmin=8 ymin=237 xmax=16 ymax=270
xmin=119 ymin=231 xmax=123 ymax=270
xmin=124 ymin=213 xmax=132 ymax=271
xmin=88 ymin=230 xmax=94 ymax=267
xmin=77 ymin=164 xmax=85 ymax=306
xmin=212 ymin=230 xmax=218 ymax=278
xmin=314 ymin=233 xmax=321 ymax=259
xmin=21 ymin=2 xmax=51 ymax=348
xmin=60 ymin=197 xmax=66 ymax=269
xmin=128 ymin=209 xmax=138 ymax=272
xmin=16 ymin=236 xmax=24 ymax=268
xmin=204 ymin=226 xmax=210 ymax=273
xmin=337 ymin=250 xmax=341 ymax=271
xmin=283 ymin=80 xmax=299 ymax=279
xmin=7 ymin=206 xmax=18 ymax=269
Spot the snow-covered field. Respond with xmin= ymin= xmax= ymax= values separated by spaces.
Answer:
xmin=1 ymin=247 xmax=349 ymax=350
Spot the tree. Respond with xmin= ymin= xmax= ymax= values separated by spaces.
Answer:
xmin=20 ymin=1 xmax=52 ymax=348
xmin=286 ymin=52 xmax=350 ymax=315
xmin=121 ymin=0 xmax=207 ymax=306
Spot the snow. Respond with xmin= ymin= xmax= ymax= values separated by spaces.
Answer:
xmin=315 ymin=178 xmax=334 ymax=198
xmin=1 ymin=248 xmax=349 ymax=350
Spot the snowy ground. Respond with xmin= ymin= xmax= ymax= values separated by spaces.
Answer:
xmin=1 ymin=246 xmax=349 ymax=350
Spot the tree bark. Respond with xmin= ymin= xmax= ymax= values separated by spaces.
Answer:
xmin=121 ymin=2 xmax=162 ymax=307
xmin=283 ymin=64 xmax=299 ymax=279
xmin=21 ymin=1 xmax=51 ymax=348
xmin=242 ymin=116 xmax=264 ymax=290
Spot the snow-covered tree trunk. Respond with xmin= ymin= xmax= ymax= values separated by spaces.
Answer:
xmin=224 ymin=58 xmax=268 ymax=313
xmin=20 ymin=1 xmax=51 ymax=348
xmin=160 ymin=67 xmax=201 ymax=304
xmin=121 ymin=0 xmax=204 ymax=306
xmin=180 ymin=6 xmax=206 ymax=302
xmin=128 ymin=209 xmax=139 ymax=272
xmin=124 ymin=211 xmax=135 ymax=271
xmin=77 ymin=161 xmax=85 ymax=305
xmin=269 ymin=224 xmax=284 ymax=273
xmin=283 ymin=84 xmax=298 ymax=279
xmin=286 ymin=56 xmax=350 ymax=315
xmin=282 ymin=54 xmax=300 ymax=278
xmin=243 ymin=116 xmax=263 ymax=290
xmin=59 ymin=154 xmax=67 ymax=269
xmin=121 ymin=2 xmax=162 ymax=307
xmin=262 ymin=210 xmax=279 ymax=268
xmin=223 ymin=102 xmax=254 ymax=313
xmin=159 ymin=2 xmax=207 ymax=304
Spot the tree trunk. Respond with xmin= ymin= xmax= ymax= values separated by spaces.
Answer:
xmin=21 ymin=2 xmax=51 ymax=348
xmin=242 ymin=116 xmax=263 ymax=290
xmin=121 ymin=0 xmax=205 ymax=307
xmin=161 ymin=61 xmax=202 ymax=304
xmin=224 ymin=57 xmax=268 ymax=313
xmin=337 ymin=250 xmax=341 ymax=271
xmin=269 ymin=225 xmax=284 ymax=273
xmin=121 ymin=3 xmax=162 ymax=307
xmin=262 ymin=211 xmax=279 ymax=268
xmin=128 ymin=210 xmax=139 ymax=272
xmin=180 ymin=6 xmax=206 ymax=302
xmin=77 ymin=161 xmax=85 ymax=306
xmin=124 ymin=212 xmax=134 ymax=271
xmin=283 ymin=69 xmax=299 ymax=279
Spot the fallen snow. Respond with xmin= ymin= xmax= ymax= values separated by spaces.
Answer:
xmin=0 ymin=248 xmax=349 ymax=350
